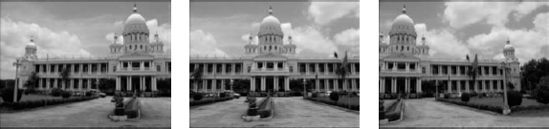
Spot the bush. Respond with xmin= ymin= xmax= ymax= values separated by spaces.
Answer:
xmin=534 ymin=86 xmax=549 ymax=104
xmin=1 ymin=88 xmax=23 ymax=103
xmin=461 ymin=93 xmax=470 ymax=102
xmin=329 ymin=92 xmax=340 ymax=102
xmin=220 ymin=92 xmax=226 ymax=98
xmin=506 ymin=90 xmax=522 ymax=107
xmin=311 ymin=92 xmax=318 ymax=98
xmin=61 ymin=91 xmax=72 ymax=98
xmin=85 ymin=92 xmax=92 ymax=97
xmin=443 ymin=93 xmax=451 ymax=99
xmin=51 ymin=88 xmax=63 ymax=96
xmin=193 ymin=93 xmax=204 ymax=100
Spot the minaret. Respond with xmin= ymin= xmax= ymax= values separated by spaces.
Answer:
xmin=155 ymin=31 xmax=160 ymax=42
xmin=24 ymin=36 xmax=38 ymax=59
xmin=422 ymin=35 xmax=426 ymax=45
xmin=249 ymin=34 xmax=254 ymax=44
xmin=503 ymin=38 xmax=516 ymax=61
xmin=268 ymin=6 xmax=273 ymax=15
xmin=288 ymin=35 xmax=293 ymax=44
xmin=402 ymin=5 xmax=406 ymax=14
xmin=133 ymin=3 xmax=137 ymax=13
xmin=379 ymin=33 xmax=384 ymax=44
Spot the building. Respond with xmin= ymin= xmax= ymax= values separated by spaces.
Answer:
xmin=379 ymin=6 xmax=521 ymax=95
xmin=190 ymin=7 xmax=360 ymax=93
xmin=13 ymin=4 xmax=171 ymax=95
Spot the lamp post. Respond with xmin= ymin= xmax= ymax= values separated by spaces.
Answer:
xmin=500 ymin=61 xmax=510 ymax=115
xmin=12 ymin=59 xmax=22 ymax=102
xmin=230 ymin=79 xmax=234 ymax=91
xmin=303 ymin=79 xmax=307 ymax=98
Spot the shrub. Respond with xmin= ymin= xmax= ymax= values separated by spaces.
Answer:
xmin=461 ymin=93 xmax=470 ymax=102
xmin=311 ymin=92 xmax=318 ymax=98
xmin=507 ymin=90 xmax=522 ymax=107
xmin=220 ymin=92 xmax=226 ymax=98
xmin=329 ymin=92 xmax=339 ymax=102
xmin=85 ymin=92 xmax=92 ymax=97
xmin=51 ymin=88 xmax=63 ymax=96
xmin=534 ymin=85 xmax=549 ymax=104
xmin=192 ymin=93 xmax=204 ymax=101
xmin=1 ymin=88 xmax=23 ymax=103
xmin=61 ymin=91 xmax=72 ymax=98
xmin=443 ymin=93 xmax=451 ymax=99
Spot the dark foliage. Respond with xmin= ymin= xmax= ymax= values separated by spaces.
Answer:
xmin=461 ymin=93 xmax=470 ymax=102
xmin=61 ymin=91 xmax=72 ymax=98
xmin=51 ymin=88 xmax=63 ymax=96
xmin=192 ymin=93 xmax=203 ymax=100
xmin=1 ymin=96 xmax=99 ymax=110
xmin=1 ymin=88 xmax=23 ymax=103
xmin=535 ymin=76 xmax=549 ymax=104
xmin=507 ymin=90 xmax=523 ymax=107
xmin=329 ymin=92 xmax=340 ymax=102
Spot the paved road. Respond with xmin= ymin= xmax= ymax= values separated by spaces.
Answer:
xmin=382 ymin=98 xmax=549 ymax=127
xmin=0 ymin=97 xmax=171 ymax=127
xmin=190 ymin=97 xmax=359 ymax=128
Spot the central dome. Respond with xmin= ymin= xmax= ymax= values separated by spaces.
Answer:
xmin=26 ymin=37 xmax=36 ymax=49
xmin=126 ymin=13 xmax=146 ymax=24
xmin=389 ymin=6 xmax=416 ymax=36
xmin=258 ymin=7 xmax=283 ymax=36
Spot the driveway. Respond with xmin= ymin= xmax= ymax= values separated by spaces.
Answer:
xmin=382 ymin=98 xmax=549 ymax=127
xmin=190 ymin=97 xmax=359 ymax=128
xmin=0 ymin=97 xmax=171 ymax=127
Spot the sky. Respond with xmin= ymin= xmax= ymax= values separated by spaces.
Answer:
xmin=380 ymin=2 xmax=549 ymax=63
xmin=0 ymin=2 xmax=171 ymax=79
xmin=190 ymin=2 xmax=360 ymax=58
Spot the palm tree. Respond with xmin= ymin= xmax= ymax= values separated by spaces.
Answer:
xmin=59 ymin=67 xmax=71 ymax=90
xmin=467 ymin=54 xmax=479 ymax=93
xmin=191 ymin=67 xmax=203 ymax=92
xmin=335 ymin=52 xmax=351 ymax=92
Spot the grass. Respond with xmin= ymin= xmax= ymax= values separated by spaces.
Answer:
xmin=315 ymin=96 xmax=360 ymax=106
xmin=450 ymin=97 xmax=544 ymax=107
xmin=382 ymin=99 xmax=396 ymax=110
xmin=1 ymin=94 xmax=83 ymax=103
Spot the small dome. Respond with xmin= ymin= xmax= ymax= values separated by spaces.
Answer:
xmin=26 ymin=37 xmax=37 ymax=49
xmin=123 ymin=4 xmax=149 ymax=35
xmin=258 ymin=7 xmax=283 ymax=36
xmin=504 ymin=39 xmax=514 ymax=51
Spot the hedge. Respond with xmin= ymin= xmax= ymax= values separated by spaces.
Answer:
xmin=0 ymin=96 xmax=99 ymax=110
xmin=306 ymin=97 xmax=359 ymax=111
xmin=190 ymin=97 xmax=233 ymax=106
xmin=124 ymin=97 xmax=140 ymax=118
xmin=257 ymin=97 xmax=274 ymax=118
xmin=384 ymin=99 xmax=403 ymax=121
xmin=436 ymin=98 xmax=503 ymax=114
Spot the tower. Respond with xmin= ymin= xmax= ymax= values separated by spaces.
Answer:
xmin=24 ymin=36 xmax=38 ymax=60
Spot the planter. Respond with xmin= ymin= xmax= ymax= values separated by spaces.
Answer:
xmin=114 ymin=107 xmax=125 ymax=116
xmin=247 ymin=107 xmax=258 ymax=116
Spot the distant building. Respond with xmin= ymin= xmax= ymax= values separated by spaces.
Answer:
xmin=379 ymin=6 xmax=520 ymax=94
xmin=190 ymin=7 xmax=360 ymax=93
xmin=14 ymin=4 xmax=171 ymax=95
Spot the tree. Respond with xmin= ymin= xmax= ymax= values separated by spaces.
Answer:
xmin=535 ymin=76 xmax=549 ymax=104
xmin=335 ymin=52 xmax=351 ymax=92
xmin=24 ymin=71 xmax=39 ymax=94
xmin=521 ymin=58 xmax=549 ymax=91
xmin=59 ymin=67 xmax=71 ymax=90
xmin=467 ymin=54 xmax=480 ymax=93
xmin=191 ymin=67 xmax=203 ymax=92
xmin=98 ymin=78 xmax=116 ymax=95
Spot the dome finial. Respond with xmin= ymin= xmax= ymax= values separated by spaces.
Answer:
xmin=30 ymin=35 xmax=34 ymax=43
xmin=507 ymin=37 xmax=510 ymax=44
xmin=269 ymin=6 xmax=273 ymax=15
xmin=133 ymin=3 xmax=137 ymax=13
xmin=402 ymin=5 xmax=406 ymax=14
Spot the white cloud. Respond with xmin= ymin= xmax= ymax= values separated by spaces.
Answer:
xmin=443 ymin=2 xmax=549 ymax=29
xmin=146 ymin=19 xmax=171 ymax=52
xmin=414 ymin=23 xmax=470 ymax=59
xmin=190 ymin=29 xmax=227 ymax=57
xmin=334 ymin=28 xmax=359 ymax=46
xmin=308 ymin=2 xmax=359 ymax=25
xmin=281 ymin=23 xmax=339 ymax=56
xmin=1 ymin=17 xmax=91 ymax=79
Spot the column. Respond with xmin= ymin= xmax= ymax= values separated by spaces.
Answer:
xmin=457 ymin=66 xmax=461 ymax=76
xmin=352 ymin=79 xmax=357 ymax=91
xmin=324 ymin=63 xmax=328 ymax=75
xmin=325 ymin=79 xmax=329 ymax=91
xmin=116 ymin=76 xmax=120 ymax=91
xmin=447 ymin=80 xmax=451 ymax=93
xmin=334 ymin=79 xmax=339 ymax=91
xmin=417 ymin=78 xmax=422 ymax=93
xmin=380 ymin=78 xmax=384 ymax=93
xmin=392 ymin=78 xmax=396 ymax=93
xmin=250 ymin=77 xmax=255 ymax=91
xmin=232 ymin=63 xmax=236 ymax=75
xmin=285 ymin=77 xmax=289 ymax=91
xmin=465 ymin=80 xmax=470 ymax=92
xmin=87 ymin=79 xmax=91 ymax=90
xmin=306 ymin=63 xmax=309 ymax=75
xmin=261 ymin=77 xmax=266 ymax=91
xmin=70 ymin=79 xmax=74 ymax=90
xmin=457 ymin=80 xmax=461 ymax=93
xmin=274 ymin=77 xmax=279 ymax=91
xmin=315 ymin=78 xmax=319 ymax=91
xmin=497 ymin=80 xmax=501 ymax=92
xmin=262 ymin=62 xmax=266 ymax=71
xmin=406 ymin=63 xmax=410 ymax=72
xmin=152 ymin=77 xmax=157 ymax=91
xmin=222 ymin=64 xmax=226 ymax=75
xmin=202 ymin=80 xmax=207 ymax=92
xmin=212 ymin=79 xmax=217 ymax=92
xmin=140 ymin=76 xmax=144 ymax=91
xmin=46 ymin=79 xmax=50 ymax=89
xmin=128 ymin=76 xmax=132 ymax=91
xmin=439 ymin=65 xmax=442 ymax=75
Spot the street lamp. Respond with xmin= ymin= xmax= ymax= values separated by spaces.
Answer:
xmin=12 ymin=59 xmax=22 ymax=102
xmin=500 ymin=61 xmax=510 ymax=115
xmin=303 ymin=79 xmax=307 ymax=98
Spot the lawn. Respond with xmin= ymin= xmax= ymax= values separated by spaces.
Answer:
xmin=1 ymin=94 xmax=84 ymax=103
xmin=315 ymin=96 xmax=359 ymax=106
xmin=450 ymin=97 xmax=544 ymax=107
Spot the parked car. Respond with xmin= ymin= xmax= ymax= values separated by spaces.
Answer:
xmin=99 ymin=92 xmax=106 ymax=98
xmin=234 ymin=93 xmax=240 ymax=98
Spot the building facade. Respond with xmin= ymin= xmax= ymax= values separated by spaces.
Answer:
xmin=14 ymin=4 xmax=171 ymax=94
xmin=190 ymin=8 xmax=360 ymax=93
xmin=379 ymin=6 xmax=521 ymax=95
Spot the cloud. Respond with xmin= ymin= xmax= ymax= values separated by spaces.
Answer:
xmin=414 ymin=23 xmax=470 ymax=59
xmin=334 ymin=28 xmax=359 ymax=46
xmin=443 ymin=2 xmax=549 ymax=29
xmin=1 ymin=17 xmax=90 ymax=79
xmin=190 ymin=29 xmax=227 ymax=57
xmin=280 ymin=23 xmax=339 ymax=56
xmin=146 ymin=19 xmax=171 ymax=52
xmin=308 ymin=2 xmax=359 ymax=25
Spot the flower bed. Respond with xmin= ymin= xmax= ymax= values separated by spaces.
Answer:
xmin=190 ymin=97 xmax=233 ymax=106
xmin=384 ymin=99 xmax=403 ymax=121
xmin=124 ymin=97 xmax=140 ymax=119
xmin=306 ymin=96 xmax=359 ymax=111
xmin=437 ymin=97 xmax=549 ymax=115
xmin=0 ymin=96 xmax=99 ymax=110
xmin=257 ymin=97 xmax=274 ymax=118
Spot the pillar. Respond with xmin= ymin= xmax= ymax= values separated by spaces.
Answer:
xmin=417 ymin=78 xmax=422 ymax=93
xmin=232 ymin=63 xmax=236 ymax=75
xmin=465 ymin=80 xmax=470 ymax=92
xmin=439 ymin=65 xmax=442 ymax=75
xmin=128 ymin=76 xmax=132 ymax=91
xmin=152 ymin=77 xmax=157 ymax=91
xmin=405 ymin=78 xmax=409 ymax=93
xmin=46 ymin=78 xmax=50 ymax=89
xmin=285 ymin=77 xmax=289 ymax=91
xmin=447 ymin=80 xmax=451 ymax=93
xmin=70 ymin=79 xmax=74 ymax=90
xmin=334 ymin=79 xmax=339 ymax=91
xmin=222 ymin=63 xmax=226 ymax=75
xmin=306 ymin=63 xmax=309 ymax=75
xmin=457 ymin=80 xmax=461 ymax=93
xmin=325 ymin=79 xmax=329 ymax=91
xmin=392 ymin=78 xmax=396 ymax=93
xmin=315 ymin=78 xmax=319 ymax=91
xmin=251 ymin=77 xmax=255 ymax=91
xmin=380 ymin=78 xmax=384 ymax=93
xmin=78 ymin=78 xmax=82 ymax=91
xmin=202 ymin=80 xmax=207 ymax=92
xmin=87 ymin=78 xmax=91 ymax=90
xmin=212 ymin=79 xmax=217 ymax=92
xmin=116 ymin=76 xmax=120 ymax=91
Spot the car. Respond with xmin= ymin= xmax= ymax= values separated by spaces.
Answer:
xmin=233 ymin=93 xmax=240 ymax=98
xmin=99 ymin=93 xmax=106 ymax=98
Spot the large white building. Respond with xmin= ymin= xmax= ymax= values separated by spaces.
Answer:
xmin=13 ymin=4 xmax=171 ymax=95
xmin=379 ymin=6 xmax=521 ymax=95
xmin=190 ymin=8 xmax=360 ymax=93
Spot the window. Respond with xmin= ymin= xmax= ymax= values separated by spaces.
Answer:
xmin=157 ymin=65 xmax=161 ymax=71
xmin=113 ymin=66 xmax=117 ymax=72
